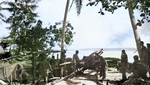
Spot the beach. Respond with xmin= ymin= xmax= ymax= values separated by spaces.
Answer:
xmin=48 ymin=67 xmax=132 ymax=85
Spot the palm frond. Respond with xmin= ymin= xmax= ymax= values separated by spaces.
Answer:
xmin=7 ymin=2 xmax=16 ymax=7
xmin=0 ymin=1 xmax=8 ymax=5
xmin=2 ymin=8 xmax=14 ymax=12
xmin=69 ymin=0 xmax=74 ymax=11
xmin=27 ymin=5 xmax=38 ymax=11
xmin=75 ymin=0 xmax=82 ymax=15
xmin=0 ymin=16 xmax=5 ymax=22
xmin=0 ymin=13 xmax=5 ymax=18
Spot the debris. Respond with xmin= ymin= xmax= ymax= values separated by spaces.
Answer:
xmin=0 ymin=80 xmax=7 ymax=85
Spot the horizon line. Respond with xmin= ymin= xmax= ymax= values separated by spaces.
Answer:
xmin=67 ymin=48 xmax=137 ymax=51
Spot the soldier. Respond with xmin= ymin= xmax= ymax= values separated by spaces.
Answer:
xmin=39 ymin=59 xmax=54 ymax=84
xmin=61 ymin=50 xmax=66 ymax=63
xmin=121 ymin=50 xmax=128 ymax=80
xmin=99 ymin=55 xmax=107 ymax=79
xmin=73 ymin=50 xmax=80 ymax=71
xmin=60 ymin=50 xmax=66 ymax=63
xmin=140 ymin=41 xmax=148 ymax=64
xmin=132 ymin=55 xmax=147 ymax=78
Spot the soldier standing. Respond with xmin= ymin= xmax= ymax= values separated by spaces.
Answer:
xmin=61 ymin=50 xmax=66 ymax=63
xmin=39 ymin=59 xmax=54 ymax=84
xmin=73 ymin=50 xmax=80 ymax=71
xmin=121 ymin=50 xmax=128 ymax=80
xmin=140 ymin=41 xmax=148 ymax=64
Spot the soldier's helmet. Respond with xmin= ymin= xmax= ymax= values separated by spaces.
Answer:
xmin=133 ymin=55 xmax=138 ymax=60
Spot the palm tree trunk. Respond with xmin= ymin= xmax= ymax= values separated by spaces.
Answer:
xmin=128 ymin=1 xmax=141 ymax=56
xmin=61 ymin=0 xmax=70 ymax=58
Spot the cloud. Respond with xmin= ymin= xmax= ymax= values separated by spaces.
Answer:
xmin=66 ymin=4 xmax=137 ymax=49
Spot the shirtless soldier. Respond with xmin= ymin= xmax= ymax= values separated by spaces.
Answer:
xmin=73 ymin=50 xmax=80 ymax=71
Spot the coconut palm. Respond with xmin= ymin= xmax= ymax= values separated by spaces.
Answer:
xmin=61 ymin=0 xmax=83 ymax=56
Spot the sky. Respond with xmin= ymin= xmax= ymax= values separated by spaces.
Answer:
xmin=34 ymin=0 xmax=150 ymax=50
xmin=0 ymin=0 xmax=150 ymax=60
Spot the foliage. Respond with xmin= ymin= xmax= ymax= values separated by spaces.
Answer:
xmin=2 ymin=0 xmax=75 ymax=82
xmin=75 ymin=0 xmax=82 ymax=15
xmin=47 ymin=21 xmax=75 ymax=49
xmin=86 ymin=0 xmax=150 ymax=26
xmin=104 ymin=57 xmax=121 ymax=68
xmin=0 ymin=0 xmax=75 ymax=83
xmin=14 ymin=0 xmax=41 ymax=3
xmin=71 ymin=0 xmax=83 ymax=15
xmin=0 ymin=0 xmax=37 ymax=62
xmin=3 ymin=0 xmax=75 ymax=61
xmin=64 ymin=63 xmax=73 ymax=76
xmin=0 ymin=1 xmax=7 ymax=23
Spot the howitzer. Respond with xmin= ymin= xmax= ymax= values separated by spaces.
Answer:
xmin=79 ymin=49 xmax=105 ymax=70
xmin=52 ymin=49 xmax=108 ymax=84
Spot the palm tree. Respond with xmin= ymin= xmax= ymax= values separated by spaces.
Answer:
xmin=127 ymin=0 xmax=141 ymax=56
xmin=61 ymin=0 xmax=70 ymax=60
xmin=61 ymin=0 xmax=83 ymax=59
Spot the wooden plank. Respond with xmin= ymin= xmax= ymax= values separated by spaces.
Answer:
xmin=60 ymin=67 xmax=63 ymax=78
xmin=59 ymin=62 xmax=72 ymax=66
xmin=49 ymin=77 xmax=60 ymax=81
xmin=52 ymin=71 xmax=76 ymax=84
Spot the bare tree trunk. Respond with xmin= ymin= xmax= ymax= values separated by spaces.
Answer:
xmin=127 ymin=1 xmax=141 ymax=56
xmin=61 ymin=0 xmax=70 ymax=58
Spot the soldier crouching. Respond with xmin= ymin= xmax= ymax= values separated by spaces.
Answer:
xmin=131 ymin=55 xmax=147 ymax=79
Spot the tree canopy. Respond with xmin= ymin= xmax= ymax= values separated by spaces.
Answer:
xmin=87 ymin=0 xmax=150 ymax=26
xmin=1 ymin=1 xmax=75 ymax=82
xmin=1 ymin=0 xmax=75 ymax=61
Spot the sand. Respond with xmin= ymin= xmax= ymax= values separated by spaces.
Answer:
xmin=48 ymin=67 xmax=128 ymax=85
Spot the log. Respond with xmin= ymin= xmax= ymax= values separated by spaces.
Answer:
xmin=59 ymin=62 xmax=72 ymax=66
xmin=51 ymin=72 xmax=76 ymax=84
xmin=52 ymin=67 xmax=83 ymax=84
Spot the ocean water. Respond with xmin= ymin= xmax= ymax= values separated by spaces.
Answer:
xmin=50 ymin=50 xmax=139 ymax=63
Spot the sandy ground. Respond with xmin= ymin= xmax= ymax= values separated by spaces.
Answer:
xmin=47 ymin=68 xmax=129 ymax=85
